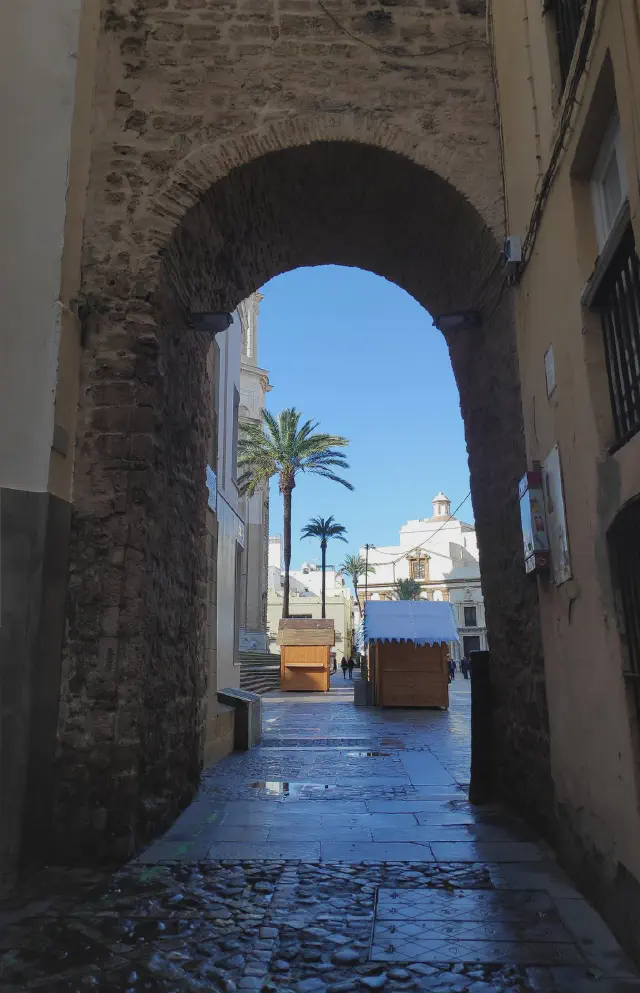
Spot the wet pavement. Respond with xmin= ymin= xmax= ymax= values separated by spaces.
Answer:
xmin=1 ymin=673 xmax=639 ymax=992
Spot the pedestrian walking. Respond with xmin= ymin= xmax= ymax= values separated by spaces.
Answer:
xmin=341 ymin=657 xmax=348 ymax=679
xmin=347 ymin=656 xmax=355 ymax=680
xmin=333 ymin=657 xmax=338 ymax=673
xmin=448 ymin=658 xmax=456 ymax=683
xmin=460 ymin=656 xmax=470 ymax=680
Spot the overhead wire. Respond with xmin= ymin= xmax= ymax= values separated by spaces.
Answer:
xmin=316 ymin=1 xmax=488 ymax=61
xmin=364 ymin=492 xmax=473 ymax=568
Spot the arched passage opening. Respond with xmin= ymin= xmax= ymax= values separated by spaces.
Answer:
xmin=50 ymin=139 xmax=552 ymax=863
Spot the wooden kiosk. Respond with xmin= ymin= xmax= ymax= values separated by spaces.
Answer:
xmin=364 ymin=601 xmax=459 ymax=709
xmin=277 ymin=618 xmax=334 ymax=692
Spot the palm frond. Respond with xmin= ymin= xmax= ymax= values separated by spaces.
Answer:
xmin=301 ymin=515 xmax=348 ymax=541
xmin=308 ymin=469 xmax=354 ymax=490
xmin=340 ymin=554 xmax=375 ymax=580
xmin=237 ymin=406 xmax=353 ymax=502
xmin=393 ymin=578 xmax=423 ymax=601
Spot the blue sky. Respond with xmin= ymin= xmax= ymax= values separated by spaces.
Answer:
xmin=258 ymin=266 xmax=472 ymax=570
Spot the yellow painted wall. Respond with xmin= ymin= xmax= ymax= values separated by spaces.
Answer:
xmin=493 ymin=0 xmax=640 ymax=894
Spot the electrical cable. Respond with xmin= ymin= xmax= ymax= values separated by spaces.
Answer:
xmin=317 ymin=1 xmax=488 ymax=61
xmin=364 ymin=492 xmax=472 ymax=568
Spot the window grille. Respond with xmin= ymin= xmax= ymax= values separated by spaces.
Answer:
xmin=609 ymin=499 xmax=640 ymax=725
xmin=595 ymin=225 xmax=640 ymax=448
xmin=549 ymin=0 xmax=587 ymax=87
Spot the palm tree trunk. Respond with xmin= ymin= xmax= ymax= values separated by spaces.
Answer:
xmin=353 ymin=579 xmax=361 ymax=619
xmin=282 ymin=484 xmax=292 ymax=618
xmin=321 ymin=540 xmax=327 ymax=619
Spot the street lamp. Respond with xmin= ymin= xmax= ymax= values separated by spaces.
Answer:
xmin=188 ymin=311 xmax=234 ymax=336
xmin=433 ymin=311 xmax=482 ymax=333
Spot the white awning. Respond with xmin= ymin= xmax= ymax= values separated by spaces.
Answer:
xmin=363 ymin=600 xmax=459 ymax=646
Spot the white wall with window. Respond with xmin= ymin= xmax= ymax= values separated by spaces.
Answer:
xmin=237 ymin=293 xmax=272 ymax=652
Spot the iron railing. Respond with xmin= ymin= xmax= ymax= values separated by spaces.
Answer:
xmin=609 ymin=499 xmax=640 ymax=724
xmin=596 ymin=224 xmax=640 ymax=448
xmin=549 ymin=0 xmax=587 ymax=87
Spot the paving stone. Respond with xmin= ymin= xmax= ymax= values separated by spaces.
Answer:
xmin=333 ymin=948 xmax=361 ymax=965
xmin=1 ymin=684 xmax=637 ymax=993
xmin=296 ymin=979 xmax=328 ymax=993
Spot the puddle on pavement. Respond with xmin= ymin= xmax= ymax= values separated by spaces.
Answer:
xmin=379 ymin=737 xmax=406 ymax=749
xmin=345 ymin=751 xmax=391 ymax=758
xmin=248 ymin=782 xmax=338 ymax=796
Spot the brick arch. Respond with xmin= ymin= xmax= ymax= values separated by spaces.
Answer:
xmin=142 ymin=114 xmax=504 ymax=257
xmin=160 ymin=139 xmax=501 ymax=318
xmin=49 ymin=133 xmax=551 ymax=865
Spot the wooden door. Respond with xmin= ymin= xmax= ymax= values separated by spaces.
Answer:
xmin=378 ymin=642 xmax=449 ymax=708
xmin=281 ymin=645 xmax=330 ymax=691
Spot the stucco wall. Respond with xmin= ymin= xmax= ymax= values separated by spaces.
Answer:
xmin=239 ymin=486 xmax=269 ymax=638
xmin=0 ymin=0 xmax=84 ymax=493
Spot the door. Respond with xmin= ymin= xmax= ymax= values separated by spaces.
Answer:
xmin=463 ymin=635 xmax=481 ymax=656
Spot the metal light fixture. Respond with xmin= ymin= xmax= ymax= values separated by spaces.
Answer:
xmin=188 ymin=311 xmax=233 ymax=336
xmin=433 ymin=311 xmax=482 ymax=332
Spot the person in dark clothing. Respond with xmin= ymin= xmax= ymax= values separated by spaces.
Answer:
xmin=332 ymin=656 xmax=338 ymax=673
xmin=347 ymin=657 xmax=355 ymax=679
xmin=460 ymin=656 xmax=470 ymax=680
xmin=341 ymin=657 xmax=348 ymax=679
xmin=448 ymin=658 xmax=456 ymax=683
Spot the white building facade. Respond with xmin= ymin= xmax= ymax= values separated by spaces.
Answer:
xmin=238 ymin=293 xmax=271 ymax=652
xmin=360 ymin=493 xmax=488 ymax=660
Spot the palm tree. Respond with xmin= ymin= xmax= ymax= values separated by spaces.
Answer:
xmin=237 ymin=407 xmax=353 ymax=618
xmin=392 ymin=578 xmax=423 ymax=600
xmin=340 ymin=554 xmax=375 ymax=615
xmin=301 ymin=516 xmax=348 ymax=618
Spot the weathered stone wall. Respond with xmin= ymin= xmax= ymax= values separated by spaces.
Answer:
xmin=48 ymin=0 xmax=554 ymax=861
xmin=448 ymin=299 xmax=554 ymax=836
xmin=53 ymin=272 xmax=210 ymax=861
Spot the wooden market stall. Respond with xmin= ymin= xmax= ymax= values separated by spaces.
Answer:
xmin=364 ymin=601 xmax=459 ymax=709
xmin=277 ymin=618 xmax=334 ymax=692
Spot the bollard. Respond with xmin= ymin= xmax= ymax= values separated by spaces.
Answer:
xmin=468 ymin=650 xmax=493 ymax=805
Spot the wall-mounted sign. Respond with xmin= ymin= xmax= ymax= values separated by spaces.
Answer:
xmin=542 ymin=445 xmax=572 ymax=585
xmin=544 ymin=346 xmax=556 ymax=397
xmin=519 ymin=470 xmax=550 ymax=574
xmin=205 ymin=465 xmax=217 ymax=512
xmin=236 ymin=519 xmax=246 ymax=546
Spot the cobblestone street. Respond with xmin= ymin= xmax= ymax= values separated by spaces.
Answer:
xmin=1 ymin=676 xmax=638 ymax=993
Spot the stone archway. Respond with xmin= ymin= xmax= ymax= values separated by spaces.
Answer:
xmin=13 ymin=0 xmax=555 ymax=865
xmin=45 ymin=129 xmax=552 ymax=863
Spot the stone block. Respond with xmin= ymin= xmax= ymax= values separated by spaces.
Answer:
xmin=217 ymin=688 xmax=261 ymax=750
